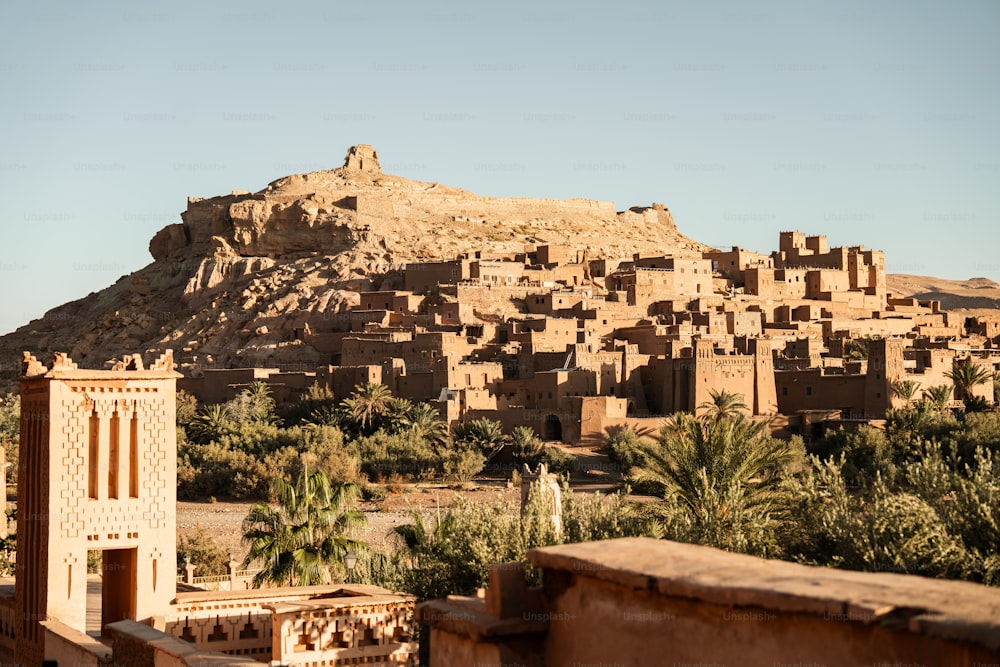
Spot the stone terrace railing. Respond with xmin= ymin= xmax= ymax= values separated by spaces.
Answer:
xmin=166 ymin=583 xmax=416 ymax=664
xmin=177 ymin=561 xmax=263 ymax=591
xmin=108 ymin=619 xmax=260 ymax=667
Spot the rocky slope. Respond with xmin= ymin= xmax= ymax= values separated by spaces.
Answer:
xmin=0 ymin=145 xmax=711 ymax=378
xmin=887 ymin=274 xmax=1000 ymax=312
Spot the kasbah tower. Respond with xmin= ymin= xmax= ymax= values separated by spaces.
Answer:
xmin=15 ymin=351 xmax=179 ymax=665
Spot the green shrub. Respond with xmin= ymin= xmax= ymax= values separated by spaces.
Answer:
xmin=442 ymin=448 xmax=485 ymax=482
xmin=176 ymin=390 xmax=198 ymax=428
xmin=0 ymin=535 xmax=14 ymax=576
xmin=177 ymin=525 xmax=230 ymax=576
xmin=177 ymin=440 xmax=270 ymax=500
xmin=349 ymin=429 xmax=439 ymax=481
xmin=602 ymin=426 xmax=648 ymax=473
xmin=810 ymin=425 xmax=898 ymax=486
xmin=361 ymin=483 xmax=390 ymax=502
xmin=0 ymin=393 xmax=20 ymax=485
xmin=389 ymin=479 xmax=656 ymax=602
xmin=782 ymin=456 xmax=972 ymax=579
xmin=540 ymin=446 xmax=576 ymax=475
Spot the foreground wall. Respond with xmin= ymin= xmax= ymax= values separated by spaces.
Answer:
xmin=419 ymin=538 xmax=1000 ymax=666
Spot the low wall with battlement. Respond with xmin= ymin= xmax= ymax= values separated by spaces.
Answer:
xmin=108 ymin=619 xmax=260 ymax=667
xmin=165 ymin=583 xmax=416 ymax=664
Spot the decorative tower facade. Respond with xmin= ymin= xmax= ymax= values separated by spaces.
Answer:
xmin=16 ymin=350 xmax=180 ymax=664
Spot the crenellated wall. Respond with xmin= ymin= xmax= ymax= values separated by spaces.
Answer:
xmin=164 ymin=584 xmax=417 ymax=665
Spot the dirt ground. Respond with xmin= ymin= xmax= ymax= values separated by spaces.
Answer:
xmin=176 ymin=440 xmax=627 ymax=565
xmin=176 ymin=481 xmax=523 ymax=564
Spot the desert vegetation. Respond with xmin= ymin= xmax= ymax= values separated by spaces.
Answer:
xmin=173 ymin=381 xmax=575 ymax=501
xmin=2 ymin=383 xmax=999 ymax=596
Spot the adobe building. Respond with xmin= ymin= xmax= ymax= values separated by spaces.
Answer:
xmin=774 ymin=338 xmax=908 ymax=419
xmin=703 ymin=245 xmax=774 ymax=281
xmin=151 ymin=226 xmax=995 ymax=447
xmin=607 ymin=256 xmax=715 ymax=309
xmin=660 ymin=337 xmax=778 ymax=417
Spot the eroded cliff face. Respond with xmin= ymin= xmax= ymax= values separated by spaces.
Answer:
xmin=0 ymin=145 xmax=707 ymax=378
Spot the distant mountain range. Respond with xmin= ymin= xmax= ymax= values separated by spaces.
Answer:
xmin=887 ymin=274 xmax=1000 ymax=313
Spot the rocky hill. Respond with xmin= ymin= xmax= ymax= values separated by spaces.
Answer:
xmin=887 ymin=274 xmax=1000 ymax=313
xmin=0 ymin=145 xmax=710 ymax=378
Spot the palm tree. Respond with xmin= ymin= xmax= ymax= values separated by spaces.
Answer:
xmin=382 ymin=397 xmax=415 ymax=434
xmin=241 ymin=467 xmax=366 ymax=587
xmin=305 ymin=403 xmax=346 ymax=429
xmin=844 ymin=339 xmax=869 ymax=361
xmin=945 ymin=358 xmax=992 ymax=402
xmin=401 ymin=402 xmax=450 ymax=445
xmin=635 ymin=412 xmax=794 ymax=553
xmin=340 ymin=383 xmax=393 ymax=434
xmin=245 ymin=381 xmax=277 ymax=421
xmin=452 ymin=418 xmax=510 ymax=461
xmin=188 ymin=404 xmax=233 ymax=443
xmin=512 ymin=426 xmax=546 ymax=467
xmin=924 ymin=385 xmax=954 ymax=412
xmin=698 ymin=389 xmax=749 ymax=420
xmin=890 ymin=379 xmax=921 ymax=408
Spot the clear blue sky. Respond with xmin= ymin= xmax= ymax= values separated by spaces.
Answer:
xmin=1 ymin=0 xmax=998 ymax=335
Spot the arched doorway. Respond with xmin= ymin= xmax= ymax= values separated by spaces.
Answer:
xmin=544 ymin=414 xmax=562 ymax=441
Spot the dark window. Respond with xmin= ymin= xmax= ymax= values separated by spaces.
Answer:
xmin=806 ymin=386 xmax=813 ymax=396
xmin=782 ymin=387 xmax=788 ymax=396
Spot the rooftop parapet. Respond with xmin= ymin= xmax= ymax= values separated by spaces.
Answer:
xmin=420 ymin=537 xmax=1000 ymax=666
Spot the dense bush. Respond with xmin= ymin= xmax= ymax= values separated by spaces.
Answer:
xmin=511 ymin=426 xmax=576 ymax=475
xmin=441 ymin=448 xmax=485 ymax=482
xmin=280 ymin=382 xmax=337 ymax=426
xmin=349 ymin=429 xmax=440 ymax=481
xmin=0 ymin=394 xmax=20 ymax=485
xmin=782 ymin=456 xmax=970 ymax=579
xmin=778 ymin=420 xmax=1000 ymax=584
xmin=602 ymin=426 xmax=649 ymax=474
xmin=177 ymin=525 xmax=230 ymax=576
xmin=178 ymin=423 xmax=361 ymax=500
xmin=810 ymin=425 xmax=898 ymax=486
xmin=383 ymin=479 xmax=659 ymax=601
